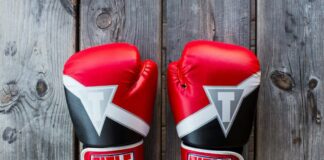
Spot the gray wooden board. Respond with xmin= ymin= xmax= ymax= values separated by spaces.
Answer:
xmin=256 ymin=0 xmax=324 ymax=159
xmin=166 ymin=0 xmax=252 ymax=159
xmin=0 ymin=0 xmax=76 ymax=159
xmin=80 ymin=0 xmax=161 ymax=159
xmin=241 ymin=0 xmax=257 ymax=159
xmin=4 ymin=0 xmax=324 ymax=159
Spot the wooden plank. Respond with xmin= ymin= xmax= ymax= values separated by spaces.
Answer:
xmin=0 ymin=0 xmax=76 ymax=159
xmin=166 ymin=0 xmax=251 ymax=159
xmin=161 ymin=0 xmax=167 ymax=158
xmin=80 ymin=0 xmax=161 ymax=159
xmin=256 ymin=0 xmax=324 ymax=159
xmin=242 ymin=0 xmax=257 ymax=159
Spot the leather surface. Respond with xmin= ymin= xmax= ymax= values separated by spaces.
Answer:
xmin=65 ymin=88 xmax=142 ymax=147
xmin=168 ymin=40 xmax=260 ymax=124
xmin=182 ymin=89 xmax=259 ymax=149
xmin=64 ymin=43 xmax=157 ymax=124
xmin=63 ymin=43 xmax=158 ymax=148
xmin=168 ymin=40 xmax=260 ymax=149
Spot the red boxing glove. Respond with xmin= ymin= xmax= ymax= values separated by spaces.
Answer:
xmin=63 ymin=43 xmax=158 ymax=160
xmin=168 ymin=40 xmax=260 ymax=160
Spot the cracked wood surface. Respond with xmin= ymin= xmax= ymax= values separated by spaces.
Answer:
xmin=0 ymin=0 xmax=76 ymax=159
xmin=256 ymin=0 xmax=324 ymax=159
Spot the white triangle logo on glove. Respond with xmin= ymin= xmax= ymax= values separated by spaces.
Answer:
xmin=77 ymin=86 xmax=117 ymax=136
xmin=63 ymin=75 xmax=150 ymax=137
xmin=204 ymin=87 xmax=244 ymax=137
xmin=175 ymin=72 xmax=261 ymax=138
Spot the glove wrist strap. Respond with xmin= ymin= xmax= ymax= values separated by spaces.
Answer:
xmin=81 ymin=140 xmax=144 ymax=160
xmin=181 ymin=142 xmax=244 ymax=160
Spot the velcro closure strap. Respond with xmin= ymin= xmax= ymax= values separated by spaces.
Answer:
xmin=81 ymin=140 xmax=143 ymax=160
xmin=181 ymin=143 xmax=244 ymax=160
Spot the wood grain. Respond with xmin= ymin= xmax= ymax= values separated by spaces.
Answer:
xmin=80 ymin=0 xmax=161 ymax=159
xmin=0 ymin=0 xmax=76 ymax=159
xmin=166 ymin=0 xmax=252 ymax=159
xmin=5 ymin=0 xmax=324 ymax=159
xmin=256 ymin=0 xmax=324 ymax=159
xmin=242 ymin=0 xmax=257 ymax=159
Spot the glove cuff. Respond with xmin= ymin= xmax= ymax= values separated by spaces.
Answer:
xmin=81 ymin=140 xmax=144 ymax=160
xmin=181 ymin=142 xmax=244 ymax=160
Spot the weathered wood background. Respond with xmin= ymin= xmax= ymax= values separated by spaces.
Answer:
xmin=0 ymin=0 xmax=323 ymax=159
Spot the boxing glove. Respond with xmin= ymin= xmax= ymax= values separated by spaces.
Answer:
xmin=168 ymin=40 xmax=260 ymax=160
xmin=63 ymin=43 xmax=157 ymax=160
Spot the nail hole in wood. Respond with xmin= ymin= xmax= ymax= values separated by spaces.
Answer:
xmin=96 ymin=12 xmax=112 ymax=29
xmin=36 ymin=79 xmax=48 ymax=97
xmin=270 ymin=70 xmax=295 ymax=91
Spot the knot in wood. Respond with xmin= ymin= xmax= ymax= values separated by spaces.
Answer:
xmin=292 ymin=137 xmax=301 ymax=145
xmin=4 ymin=41 xmax=17 ymax=56
xmin=308 ymin=78 xmax=318 ymax=90
xmin=96 ymin=12 xmax=112 ymax=29
xmin=270 ymin=70 xmax=295 ymax=91
xmin=0 ymin=81 xmax=19 ymax=112
xmin=2 ymin=127 xmax=17 ymax=144
xmin=36 ymin=79 xmax=48 ymax=97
